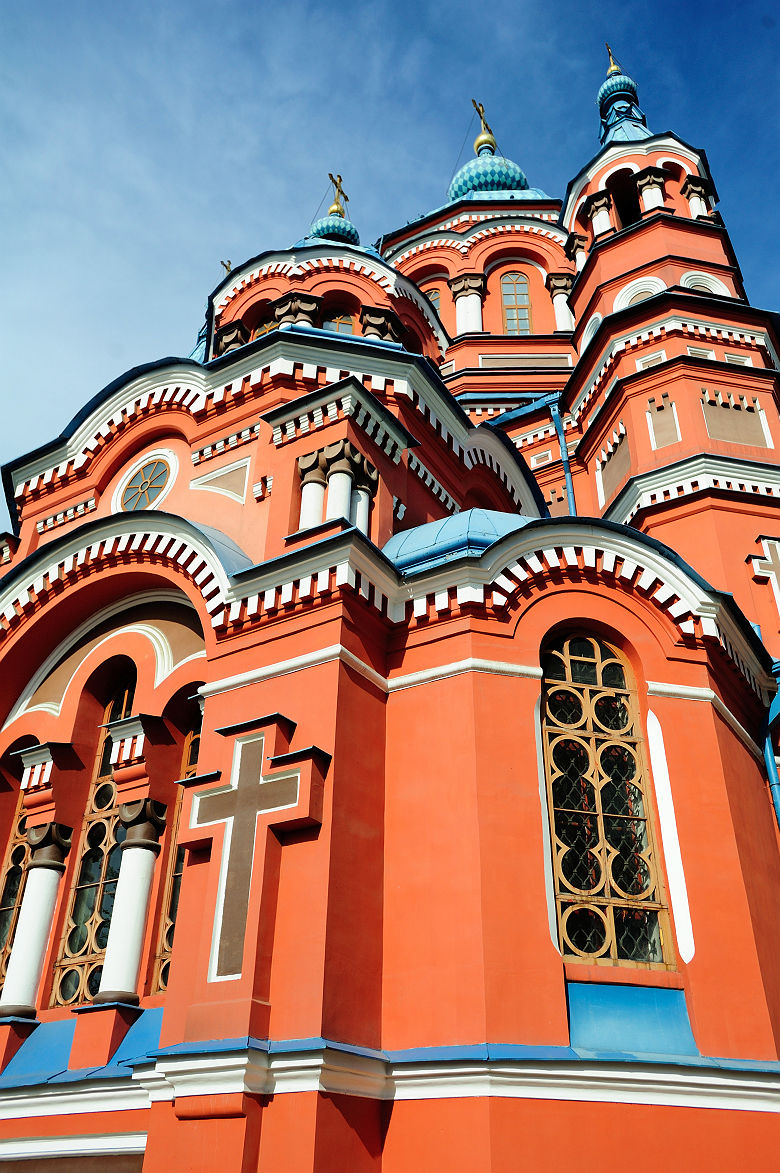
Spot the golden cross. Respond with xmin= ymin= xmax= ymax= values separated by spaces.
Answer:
xmin=471 ymin=98 xmax=493 ymax=137
xmin=328 ymin=172 xmax=348 ymax=215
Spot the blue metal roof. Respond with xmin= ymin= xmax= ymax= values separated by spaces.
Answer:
xmin=383 ymin=508 xmax=536 ymax=573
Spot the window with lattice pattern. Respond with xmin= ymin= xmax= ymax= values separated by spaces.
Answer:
xmin=0 ymin=795 xmax=29 ymax=988
xmin=51 ymin=681 xmax=134 ymax=1006
xmin=252 ymin=319 xmax=277 ymax=339
xmin=501 ymin=272 xmax=532 ymax=335
xmin=151 ymin=726 xmax=200 ymax=993
xmin=322 ymin=313 xmax=354 ymax=334
xmin=541 ymin=634 xmax=672 ymax=968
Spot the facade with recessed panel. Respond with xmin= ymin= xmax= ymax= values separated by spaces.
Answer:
xmin=0 ymin=48 xmax=778 ymax=1173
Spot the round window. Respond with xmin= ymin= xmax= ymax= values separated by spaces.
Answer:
xmin=121 ymin=459 xmax=170 ymax=511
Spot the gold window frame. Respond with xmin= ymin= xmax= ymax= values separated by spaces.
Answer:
xmin=50 ymin=683 xmax=134 ymax=1007
xmin=541 ymin=634 xmax=673 ymax=970
xmin=0 ymin=793 xmax=30 ymax=987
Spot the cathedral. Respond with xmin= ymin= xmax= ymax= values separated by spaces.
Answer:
xmin=0 ymin=47 xmax=779 ymax=1170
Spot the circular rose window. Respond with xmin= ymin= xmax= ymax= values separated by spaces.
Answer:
xmin=120 ymin=459 xmax=170 ymax=511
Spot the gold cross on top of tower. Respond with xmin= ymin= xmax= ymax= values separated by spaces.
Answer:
xmin=606 ymin=43 xmax=622 ymax=75
xmin=328 ymin=172 xmax=348 ymax=218
xmin=471 ymin=98 xmax=493 ymax=137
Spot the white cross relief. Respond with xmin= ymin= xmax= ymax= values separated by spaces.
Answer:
xmin=191 ymin=732 xmax=301 ymax=982
xmin=751 ymin=537 xmax=780 ymax=616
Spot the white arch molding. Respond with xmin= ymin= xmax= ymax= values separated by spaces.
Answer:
xmin=4 ymin=590 xmax=206 ymax=728
xmin=680 ymin=271 xmax=732 ymax=297
xmin=613 ymin=276 xmax=667 ymax=313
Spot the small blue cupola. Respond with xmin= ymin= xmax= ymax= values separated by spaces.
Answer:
xmin=307 ymin=172 xmax=361 ymax=246
xmin=446 ymin=99 xmax=548 ymax=203
xmin=598 ymin=45 xmax=653 ymax=145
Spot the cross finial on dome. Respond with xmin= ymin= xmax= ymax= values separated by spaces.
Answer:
xmin=471 ymin=98 xmax=497 ymax=157
xmin=327 ymin=172 xmax=348 ymax=219
xmin=605 ymin=43 xmax=622 ymax=76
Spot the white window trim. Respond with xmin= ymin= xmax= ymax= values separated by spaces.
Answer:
xmin=680 ymin=270 xmax=731 ymax=297
xmin=613 ymin=276 xmax=667 ymax=313
xmin=636 ymin=349 xmax=667 ymax=371
xmin=646 ymin=400 xmax=681 ymax=451
xmin=112 ymin=447 xmax=179 ymax=514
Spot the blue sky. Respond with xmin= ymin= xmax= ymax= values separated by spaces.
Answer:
xmin=2 ymin=0 xmax=779 ymax=530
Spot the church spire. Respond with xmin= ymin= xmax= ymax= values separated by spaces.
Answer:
xmin=597 ymin=46 xmax=653 ymax=145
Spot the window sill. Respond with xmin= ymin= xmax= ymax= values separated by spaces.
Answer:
xmin=564 ymin=961 xmax=684 ymax=989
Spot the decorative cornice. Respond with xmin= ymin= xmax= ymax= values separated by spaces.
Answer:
xmin=261 ymin=375 xmax=418 ymax=464
xmin=212 ymin=250 xmax=448 ymax=353
xmin=390 ymin=218 xmax=569 ymax=268
xmin=605 ymin=453 xmax=780 ymax=526
xmin=10 ymin=334 xmax=472 ymax=506
xmin=0 ymin=516 xmax=237 ymax=642
xmin=569 ymin=314 xmax=773 ymax=425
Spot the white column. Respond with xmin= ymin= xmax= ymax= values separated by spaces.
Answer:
xmin=0 ymin=867 xmax=61 ymax=1015
xmin=448 ymin=274 xmax=485 ymax=336
xmin=455 ymin=292 xmax=483 ymax=334
xmin=640 ymin=184 xmax=664 ymax=211
xmin=95 ymin=799 xmax=165 ymax=1004
xmin=574 ymin=248 xmax=586 ymax=272
xmin=552 ymin=292 xmax=574 ymax=331
xmin=682 ymin=177 xmax=712 ymax=220
xmin=591 ymin=205 xmax=611 ymax=236
xmin=353 ymin=487 xmax=372 ymax=534
xmin=547 ymin=274 xmax=575 ymax=332
xmin=0 ymin=822 xmax=71 ymax=1019
xmin=97 ymin=846 xmax=156 ymax=1002
xmin=299 ymin=478 xmax=325 ymax=530
xmin=325 ymin=471 xmax=353 ymax=521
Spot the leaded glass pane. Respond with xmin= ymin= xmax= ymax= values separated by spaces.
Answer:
xmin=0 ymin=803 xmax=29 ymax=987
xmin=541 ymin=633 xmax=671 ymax=968
xmin=51 ymin=682 xmax=134 ymax=1006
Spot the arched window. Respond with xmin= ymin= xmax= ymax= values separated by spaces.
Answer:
xmin=0 ymin=797 xmax=29 ymax=986
xmin=626 ymin=290 xmax=652 ymax=307
xmin=322 ymin=312 xmax=355 ymax=334
xmin=151 ymin=721 xmax=200 ymax=993
xmin=501 ymin=272 xmax=532 ymax=335
xmin=541 ymin=633 xmax=670 ymax=968
xmin=252 ymin=318 xmax=277 ymax=339
xmin=51 ymin=677 xmax=135 ymax=1006
xmin=424 ymin=287 xmax=441 ymax=315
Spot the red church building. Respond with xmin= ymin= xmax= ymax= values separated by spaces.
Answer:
xmin=0 ymin=48 xmax=779 ymax=1171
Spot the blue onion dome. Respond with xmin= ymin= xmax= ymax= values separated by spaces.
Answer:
xmin=309 ymin=213 xmax=360 ymax=246
xmin=597 ymin=44 xmax=651 ymax=145
xmin=448 ymin=150 xmax=529 ymax=202
xmin=447 ymin=100 xmax=531 ymax=203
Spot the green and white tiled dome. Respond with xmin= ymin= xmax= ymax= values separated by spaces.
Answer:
xmin=309 ymin=213 xmax=360 ymax=246
xmin=447 ymin=149 xmax=529 ymax=203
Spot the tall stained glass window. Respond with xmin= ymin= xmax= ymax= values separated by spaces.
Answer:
xmin=541 ymin=634 xmax=671 ymax=968
xmin=51 ymin=680 xmax=135 ymax=1006
xmin=0 ymin=796 xmax=29 ymax=987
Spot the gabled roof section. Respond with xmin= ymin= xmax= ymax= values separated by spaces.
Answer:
xmin=560 ymin=133 xmax=717 ymax=232
xmin=3 ymin=327 xmax=543 ymax=531
xmin=378 ymin=196 xmax=563 ymax=257
xmin=383 ymin=212 xmax=569 ymax=268
xmin=206 ymin=242 xmax=449 ymax=355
